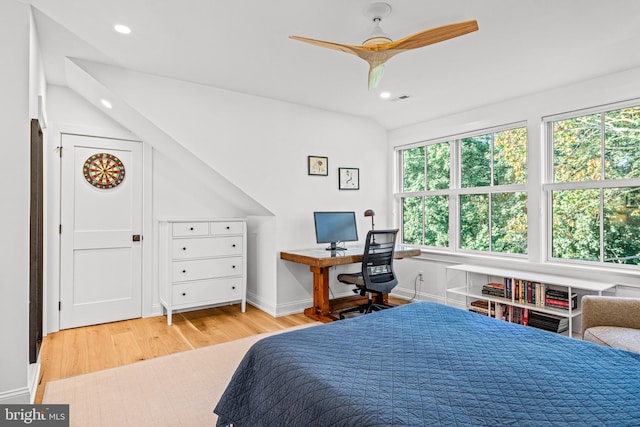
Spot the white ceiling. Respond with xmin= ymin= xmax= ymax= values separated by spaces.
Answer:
xmin=24 ymin=0 xmax=640 ymax=130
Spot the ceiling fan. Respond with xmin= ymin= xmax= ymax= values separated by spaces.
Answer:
xmin=290 ymin=2 xmax=479 ymax=90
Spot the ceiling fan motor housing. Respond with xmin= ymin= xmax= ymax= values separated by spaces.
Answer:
xmin=363 ymin=2 xmax=393 ymax=45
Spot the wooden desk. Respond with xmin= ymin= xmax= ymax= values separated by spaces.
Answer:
xmin=281 ymin=245 xmax=421 ymax=322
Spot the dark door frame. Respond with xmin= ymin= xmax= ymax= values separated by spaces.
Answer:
xmin=29 ymin=118 xmax=44 ymax=364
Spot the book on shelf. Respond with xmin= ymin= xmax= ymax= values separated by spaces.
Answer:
xmin=502 ymin=278 xmax=546 ymax=306
xmin=481 ymin=282 xmax=505 ymax=298
xmin=544 ymin=289 xmax=577 ymax=310
xmin=494 ymin=304 xmax=529 ymax=326
xmin=469 ymin=300 xmax=496 ymax=316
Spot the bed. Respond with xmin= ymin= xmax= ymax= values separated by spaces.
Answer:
xmin=214 ymin=301 xmax=640 ymax=426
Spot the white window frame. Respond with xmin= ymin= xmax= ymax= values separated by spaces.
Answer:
xmin=395 ymin=122 xmax=528 ymax=256
xmin=542 ymin=99 xmax=640 ymax=267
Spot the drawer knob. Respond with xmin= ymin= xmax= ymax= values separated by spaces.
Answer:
xmin=189 ymin=227 xmax=194 ymax=231
xmin=232 ymin=286 xmax=236 ymax=290
xmin=232 ymin=244 xmax=236 ymax=247
xmin=226 ymin=226 xmax=230 ymax=230
xmin=182 ymin=269 xmax=186 ymax=273
xmin=182 ymin=292 xmax=186 ymax=296
xmin=232 ymin=265 xmax=236 ymax=269
xmin=182 ymin=247 xmax=187 ymax=251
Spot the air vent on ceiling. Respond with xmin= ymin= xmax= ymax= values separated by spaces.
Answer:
xmin=391 ymin=94 xmax=410 ymax=102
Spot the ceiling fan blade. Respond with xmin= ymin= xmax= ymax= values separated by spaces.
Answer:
xmin=368 ymin=63 xmax=385 ymax=90
xmin=290 ymin=35 xmax=396 ymax=80
xmin=387 ymin=20 xmax=478 ymax=50
xmin=289 ymin=35 xmax=363 ymax=57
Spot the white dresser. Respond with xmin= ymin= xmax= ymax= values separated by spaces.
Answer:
xmin=159 ymin=219 xmax=247 ymax=325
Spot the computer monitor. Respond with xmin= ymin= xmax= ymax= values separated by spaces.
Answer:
xmin=313 ymin=211 xmax=359 ymax=251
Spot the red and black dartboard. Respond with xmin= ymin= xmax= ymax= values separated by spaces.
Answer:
xmin=83 ymin=153 xmax=126 ymax=189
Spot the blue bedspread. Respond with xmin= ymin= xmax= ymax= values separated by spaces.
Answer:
xmin=214 ymin=301 xmax=640 ymax=426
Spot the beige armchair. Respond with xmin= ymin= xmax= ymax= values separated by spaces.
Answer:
xmin=581 ymin=295 xmax=640 ymax=354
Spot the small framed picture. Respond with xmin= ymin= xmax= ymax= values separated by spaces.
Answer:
xmin=308 ymin=156 xmax=328 ymax=176
xmin=339 ymin=167 xmax=359 ymax=190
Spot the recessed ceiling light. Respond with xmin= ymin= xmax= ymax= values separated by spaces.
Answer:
xmin=101 ymin=99 xmax=112 ymax=109
xmin=114 ymin=24 xmax=131 ymax=34
xmin=379 ymin=92 xmax=391 ymax=99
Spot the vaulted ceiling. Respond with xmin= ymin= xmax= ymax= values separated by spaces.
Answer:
xmin=24 ymin=0 xmax=640 ymax=129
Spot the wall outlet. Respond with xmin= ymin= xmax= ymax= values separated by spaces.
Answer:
xmin=418 ymin=271 xmax=424 ymax=282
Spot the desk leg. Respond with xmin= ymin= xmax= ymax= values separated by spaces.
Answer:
xmin=303 ymin=266 xmax=371 ymax=322
xmin=303 ymin=266 xmax=338 ymax=322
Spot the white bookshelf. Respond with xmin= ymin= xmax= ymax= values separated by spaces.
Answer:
xmin=445 ymin=264 xmax=617 ymax=337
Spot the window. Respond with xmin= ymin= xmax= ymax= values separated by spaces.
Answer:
xmin=398 ymin=125 xmax=528 ymax=254
xmin=546 ymin=104 xmax=640 ymax=265
xmin=401 ymin=142 xmax=450 ymax=248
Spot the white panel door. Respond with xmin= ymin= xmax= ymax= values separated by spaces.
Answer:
xmin=60 ymin=134 xmax=142 ymax=329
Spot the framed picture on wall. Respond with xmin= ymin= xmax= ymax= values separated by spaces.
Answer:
xmin=339 ymin=167 xmax=359 ymax=190
xmin=308 ymin=156 xmax=328 ymax=176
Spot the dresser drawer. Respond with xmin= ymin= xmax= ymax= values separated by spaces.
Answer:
xmin=172 ymin=236 xmax=243 ymax=259
xmin=172 ymin=278 xmax=242 ymax=306
xmin=173 ymin=222 xmax=208 ymax=237
xmin=210 ymin=221 xmax=243 ymax=235
xmin=172 ymin=257 xmax=243 ymax=282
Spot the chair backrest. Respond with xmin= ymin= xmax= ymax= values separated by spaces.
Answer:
xmin=360 ymin=229 xmax=399 ymax=294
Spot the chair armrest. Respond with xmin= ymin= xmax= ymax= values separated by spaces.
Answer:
xmin=581 ymin=296 xmax=640 ymax=337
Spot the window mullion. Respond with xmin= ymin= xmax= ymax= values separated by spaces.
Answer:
xmin=599 ymin=114 xmax=605 ymax=262
xmin=450 ymin=139 xmax=460 ymax=251
xmin=599 ymin=188 xmax=605 ymax=263
xmin=600 ymin=113 xmax=606 ymax=181
xmin=488 ymin=193 xmax=493 ymax=251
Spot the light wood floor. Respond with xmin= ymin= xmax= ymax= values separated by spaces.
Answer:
xmin=35 ymin=304 xmax=315 ymax=404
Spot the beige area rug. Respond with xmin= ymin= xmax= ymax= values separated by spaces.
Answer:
xmin=43 ymin=324 xmax=319 ymax=427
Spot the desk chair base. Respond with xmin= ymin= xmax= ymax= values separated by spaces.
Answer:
xmin=338 ymin=297 xmax=393 ymax=320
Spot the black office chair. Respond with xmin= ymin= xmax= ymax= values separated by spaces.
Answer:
xmin=337 ymin=229 xmax=399 ymax=319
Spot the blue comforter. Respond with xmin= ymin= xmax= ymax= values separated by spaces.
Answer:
xmin=214 ymin=301 xmax=640 ymax=426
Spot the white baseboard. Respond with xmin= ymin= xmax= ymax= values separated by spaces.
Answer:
xmin=246 ymin=292 xmax=277 ymax=316
xmin=390 ymin=289 xmax=444 ymax=304
xmin=0 ymin=387 xmax=31 ymax=404
xmin=273 ymin=299 xmax=309 ymax=317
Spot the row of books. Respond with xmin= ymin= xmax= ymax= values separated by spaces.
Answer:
xmin=480 ymin=280 xmax=577 ymax=310
xmin=469 ymin=300 xmax=569 ymax=333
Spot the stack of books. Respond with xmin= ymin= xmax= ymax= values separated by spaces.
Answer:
xmin=544 ymin=289 xmax=577 ymax=310
xmin=528 ymin=311 xmax=569 ymax=333
xmin=469 ymin=300 xmax=496 ymax=316
xmin=481 ymin=282 xmax=505 ymax=298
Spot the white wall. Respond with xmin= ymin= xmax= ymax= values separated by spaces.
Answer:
xmin=63 ymin=61 xmax=389 ymax=316
xmin=43 ymin=83 xmax=264 ymax=329
xmin=0 ymin=0 xmax=31 ymax=404
xmin=388 ymin=66 xmax=640 ymax=304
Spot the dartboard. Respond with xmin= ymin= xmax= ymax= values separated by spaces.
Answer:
xmin=83 ymin=153 xmax=126 ymax=189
